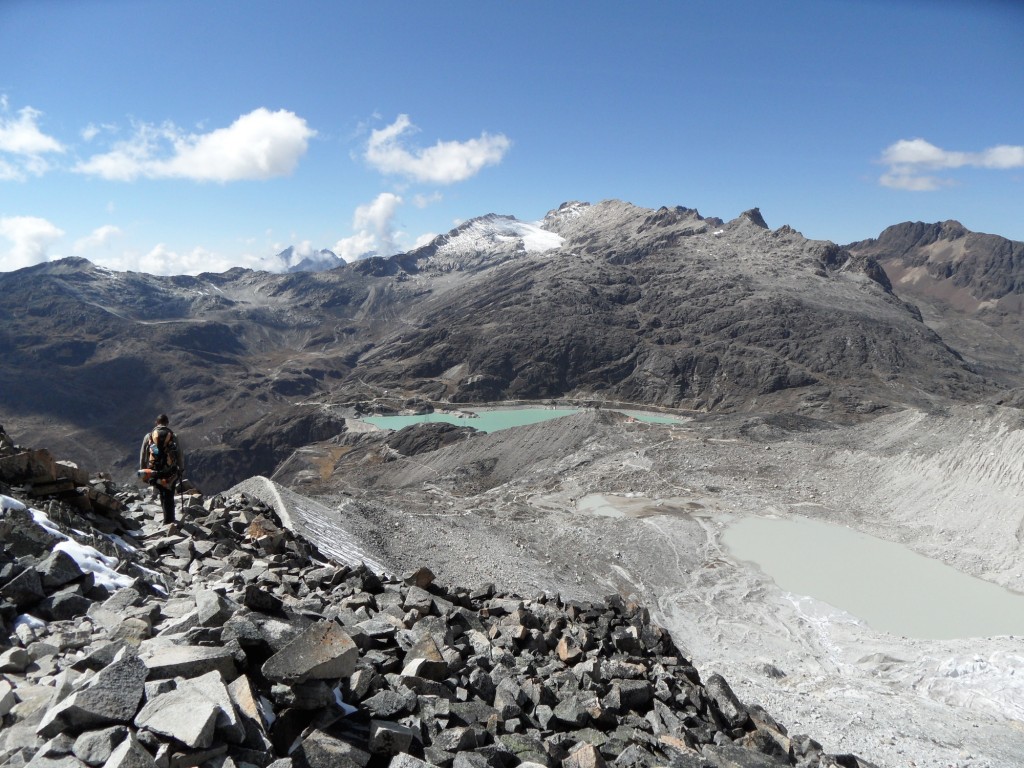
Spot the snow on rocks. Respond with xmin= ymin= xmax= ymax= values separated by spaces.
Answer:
xmin=0 ymin=428 xmax=877 ymax=768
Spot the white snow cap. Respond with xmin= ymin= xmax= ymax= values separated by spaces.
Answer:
xmin=436 ymin=215 xmax=564 ymax=258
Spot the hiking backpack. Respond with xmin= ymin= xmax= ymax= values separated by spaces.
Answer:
xmin=147 ymin=426 xmax=180 ymax=474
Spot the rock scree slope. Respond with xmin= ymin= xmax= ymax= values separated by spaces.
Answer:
xmin=0 ymin=423 xmax=878 ymax=768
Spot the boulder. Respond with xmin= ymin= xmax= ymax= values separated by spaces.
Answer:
xmin=37 ymin=649 xmax=148 ymax=737
xmin=72 ymin=726 xmax=129 ymax=766
xmin=0 ymin=504 xmax=63 ymax=557
xmin=22 ymin=737 xmax=88 ymax=768
xmin=99 ymin=733 xmax=156 ymax=768
xmin=0 ymin=646 xmax=31 ymax=673
xmin=36 ymin=549 xmax=85 ymax=589
xmin=180 ymin=670 xmax=246 ymax=743
xmin=403 ymin=586 xmax=433 ymax=616
xmin=387 ymin=756 xmax=432 ymax=768
xmin=195 ymin=589 xmax=236 ymax=627
xmin=243 ymin=584 xmax=285 ymax=614
xmin=0 ymin=678 xmax=17 ymax=716
xmin=362 ymin=688 xmax=418 ymax=719
xmin=292 ymin=729 xmax=371 ymax=768
xmin=133 ymin=687 xmax=219 ymax=749
xmin=401 ymin=567 xmax=435 ymax=589
xmin=262 ymin=621 xmax=358 ymax=683
xmin=368 ymin=720 xmax=419 ymax=755
xmin=700 ymin=744 xmax=792 ymax=767
xmin=140 ymin=644 xmax=237 ymax=681
xmin=705 ymin=674 xmax=750 ymax=729
xmin=2 ymin=566 xmax=46 ymax=609
xmin=39 ymin=589 xmax=94 ymax=621
xmin=433 ymin=726 xmax=479 ymax=752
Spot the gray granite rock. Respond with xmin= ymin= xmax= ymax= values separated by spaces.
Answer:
xmin=261 ymin=621 xmax=358 ymax=683
xmin=178 ymin=670 xmax=245 ymax=744
xmin=0 ymin=647 xmax=31 ymax=673
xmin=368 ymin=720 xmax=418 ymax=755
xmin=71 ymin=726 xmax=128 ymax=766
xmin=2 ymin=567 xmax=46 ymax=610
xmin=37 ymin=649 xmax=147 ymax=738
xmin=99 ymin=734 xmax=156 ymax=768
xmin=195 ymin=589 xmax=235 ymax=627
xmin=292 ymin=729 xmax=371 ymax=768
xmin=133 ymin=687 xmax=219 ymax=749
xmin=139 ymin=644 xmax=237 ymax=681
xmin=36 ymin=550 xmax=85 ymax=589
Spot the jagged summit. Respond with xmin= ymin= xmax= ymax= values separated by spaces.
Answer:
xmin=844 ymin=219 xmax=1024 ymax=389
xmin=10 ymin=255 xmax=96 ymax=276
xmin=737 ymin=207 xmax=769 ymax=229
xmin=396 ymin=213 xmax=564 ymax=274
xmin=433 ymin=213 xmax=563 ymax=257
xmin=275 ymin=245 xmax=345 ymax=273
xmin=848 ymin=219 xmax=1024 ymax=304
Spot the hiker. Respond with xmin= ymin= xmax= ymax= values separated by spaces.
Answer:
xmin=139 ymin=414 xmax=184 ymax=529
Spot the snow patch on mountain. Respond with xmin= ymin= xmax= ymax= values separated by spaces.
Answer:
xmin=545 ymin=201 xmax=591 ymax=222
xmin=434 ymin=214 xmax=563 ymax=259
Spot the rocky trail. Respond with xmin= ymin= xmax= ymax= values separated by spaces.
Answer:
xmin=0 ymin=423 xmax=881 ymax=768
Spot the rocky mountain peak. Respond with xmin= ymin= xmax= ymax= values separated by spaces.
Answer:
xmin=848 ymin=220 xmax=1024 ymax=304
xmin=733 ymin=207 xmax=769 ymax=229
xmin=275 ymin=245 xmax=346 ymax=273
xmin=852 ymin=220 xmax=970 ymax=257
xmin=396 ymin=214 xmax=564 ymax=275
xmin=14 ymin=255 xmax=96 ymax=278
xmin=541 ymin=200 xmax=592 ymax=232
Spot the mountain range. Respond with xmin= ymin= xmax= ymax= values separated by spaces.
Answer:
xmin=2 ymin=200 xmax=1021 ymax=492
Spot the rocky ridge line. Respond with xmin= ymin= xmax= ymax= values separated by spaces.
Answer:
xmin=0 ymin=425 xmax=875 ymax=768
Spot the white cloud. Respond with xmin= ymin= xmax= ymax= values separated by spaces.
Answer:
xmin=413 ymin=231 xmax=438 ymax=249
xmin=124 ymin=243 xmax=276 ymax=276
xmin=0 ymin=106 xmax=65 ymax=155
xmin=0 ymin=105 xmax=66 ymax=180
xmin=333 ymin=192 xmax=404 ymax=262
xmin=365 ymin=114 xmax=510 ymax=184
xmin=413 ymin=191 xmax=443 ymax=208
xmin=879 ymin=138 xmax=1024 ymax=191
xmin=978 ymin=145 xmax=1024 ymax=170
xmin=0 ymin=216 xmax=65 ymax=270
xmin=72 ymin=224 xmax=123 ymax=255
xmin=80 ymin=123 xmax=117 ymax=143
xmin=74 ymin=108 xmax=316 ymax=182
xmin=0 ymin=158 xmax=21 ymax=181
xmin=879 ymin=172 xmax=950 ymax=192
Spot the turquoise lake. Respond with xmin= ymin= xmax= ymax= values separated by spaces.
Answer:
xmin=359 ymin=407 xmax=684 ymax=433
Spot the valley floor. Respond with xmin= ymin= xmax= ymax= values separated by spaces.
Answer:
xmin=265 ymin=405 xmax=1024 ymax=768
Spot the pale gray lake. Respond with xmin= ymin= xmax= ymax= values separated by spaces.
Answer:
xmin=722 ymin=515 xmax=1024 ymax=640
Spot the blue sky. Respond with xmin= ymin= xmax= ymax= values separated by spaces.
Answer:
xmin=1 ymin=0 xmax=1021 ymax=275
